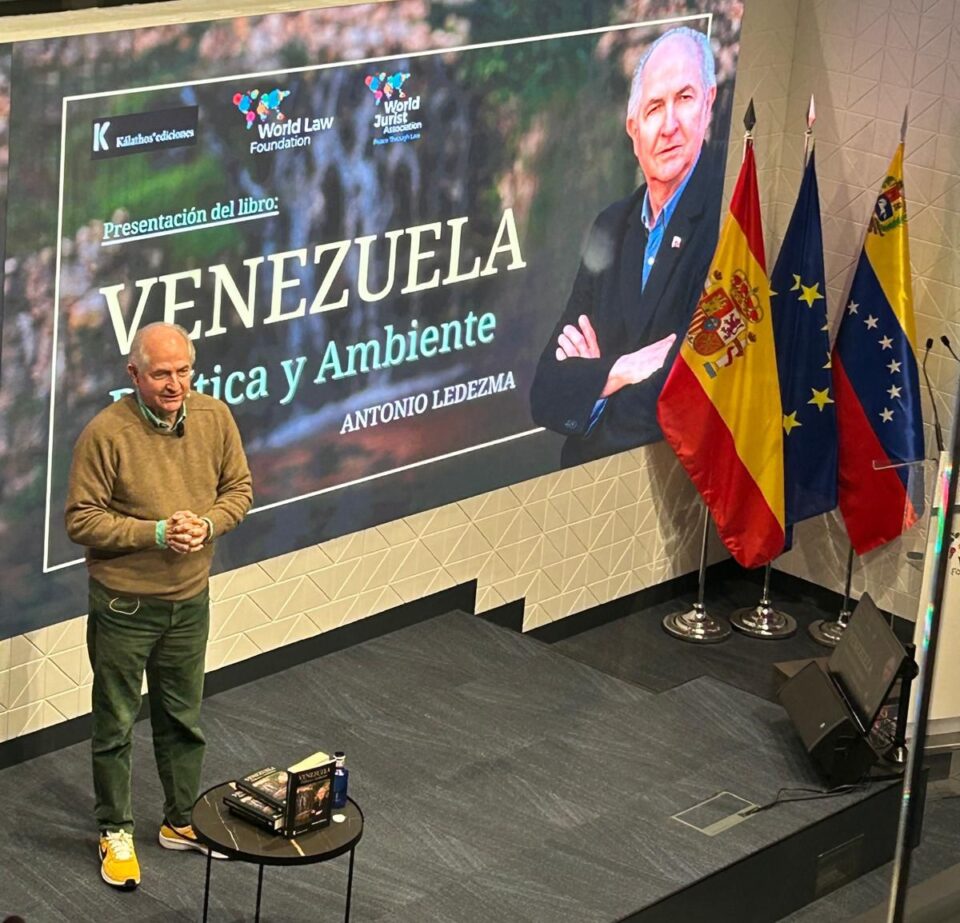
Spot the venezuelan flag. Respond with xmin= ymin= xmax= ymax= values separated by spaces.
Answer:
xmin=657 ymin=141 xmax=785 ymax=568
xmin=833 ymin=144 xmax=924 ymax=555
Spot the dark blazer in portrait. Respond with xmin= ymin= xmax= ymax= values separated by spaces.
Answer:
xmin=529 ymin=150 xmax=723 ymax=468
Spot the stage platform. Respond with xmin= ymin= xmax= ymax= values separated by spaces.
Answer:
xmin=0 ymin=608 xmax=921 ymax=922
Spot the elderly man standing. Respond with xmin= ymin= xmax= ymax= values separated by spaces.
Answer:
xmin=530 ymin=26 xmax=724 ymax=466
xmin=66 ymin=321 xmax=252 ymax=890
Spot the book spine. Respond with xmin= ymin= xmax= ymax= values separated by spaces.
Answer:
xmin=226 ymin=802 xmax=282 ymax=832
xmin=289 ymin=814 xmax=331 ymax=836
xmin=282 ymin=773 xmax=299 ymax=836
xmin=236 ymin=779 xmax=285 ymax=811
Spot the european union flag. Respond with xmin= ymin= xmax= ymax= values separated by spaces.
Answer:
xmin=771 ymin=148 xmax=838 ymax=542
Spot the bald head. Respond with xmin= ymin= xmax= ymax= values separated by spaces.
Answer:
xmin=129 ymin=322 xmax=195 ymax=369
xmin=127 ymin=323 xmax=195 ymax=422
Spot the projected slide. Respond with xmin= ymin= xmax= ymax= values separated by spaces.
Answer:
xmin=0 ymin=1 xmax=742 ymax=637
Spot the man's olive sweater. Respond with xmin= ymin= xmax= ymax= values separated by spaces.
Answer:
xmin=65 ymin=392 xmax=253 ymax=600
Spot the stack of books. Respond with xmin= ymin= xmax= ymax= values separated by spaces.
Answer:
xmin=223 ymin=750 xmax=335 ymax=837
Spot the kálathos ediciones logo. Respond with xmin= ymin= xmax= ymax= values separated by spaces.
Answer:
xmin=92 ymin=120 xmax=111 ymax=152
xmin=364 ymin=72 xmax=410 ymax=106
xmin=232 ymin=88 xmax=291 ymax=130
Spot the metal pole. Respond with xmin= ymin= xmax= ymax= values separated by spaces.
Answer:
xmin=662 ymin=509 xmax=731 ymax=643
xmin=202 ymin=851 xmax=212 ymax=923
xmin=696 ymin=512 xmax=709 ymax=608
xmin=884 ymin=643 xmax=916 ymax=766
xmin=840 ymin=542 xmax=856 ymax=624
xmin=255 ymin=864 xmax=264 ymax=923
xmin=887 ymin=450 xmax=959 ymax=921
xmin=809 ymin=543 xmax=856 ymax=647
xmin=345 ymin=847 xmax=356 ymax=922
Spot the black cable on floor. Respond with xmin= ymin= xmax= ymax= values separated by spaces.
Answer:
xmin=740 ymin=773 xmax=903 ymax=817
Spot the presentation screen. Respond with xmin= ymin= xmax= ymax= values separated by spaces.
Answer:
xmin=0 ymin=0 xmax=743 ymax=638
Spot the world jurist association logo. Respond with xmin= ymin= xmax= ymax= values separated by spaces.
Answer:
xmin=364 ymin=70 xmax=422 ymax=146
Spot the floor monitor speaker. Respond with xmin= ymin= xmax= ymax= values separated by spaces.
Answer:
xmin=778 ymin=661 xmax=878 ymax=786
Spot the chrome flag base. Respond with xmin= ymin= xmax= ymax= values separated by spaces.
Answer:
xmin=663 ymin=603 xmax=731 ymax=644
xmin=730 ymin=564 xmax=796 ymax=639
xmin=808 ymin=616 xmax=848 ymax=648
xmin=810 ymin=544 xmax=856 ymax=648
xmin=730 ymin=602 xmax=797 ymax=639
xmin=884 ymin=744 xmax=907 ymax=767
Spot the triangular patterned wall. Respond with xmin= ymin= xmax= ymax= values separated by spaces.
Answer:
xmin=770 ymin=0 xmax=958 ymax=621
xmin=0 ymin=439 xmax=709 ymax=741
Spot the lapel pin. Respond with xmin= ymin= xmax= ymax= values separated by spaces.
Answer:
xmin=671 ymin=236 xmax=682 ymax=248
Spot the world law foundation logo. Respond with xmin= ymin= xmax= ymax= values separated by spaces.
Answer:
xmin=233 ymin=87 xmax=336 ymax=156
xmin=363 ymin=71 xmax=422 ymax=146
xmin=232 ymin=88 xmax=291 ymax=130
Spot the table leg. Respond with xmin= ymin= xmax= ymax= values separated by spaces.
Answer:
xmin=202 ymin=851 xmax=212 ymax=923
xmin=255 ymin=864 xmax=264 ymax=923
xmin=344 ymin=847 xmax=356 ymax=923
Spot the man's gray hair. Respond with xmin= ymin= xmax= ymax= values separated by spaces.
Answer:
xmin=128 ymin=322 xmax=196 ymax=368
xmin=627 ymin=27 xmax=716 ymax=121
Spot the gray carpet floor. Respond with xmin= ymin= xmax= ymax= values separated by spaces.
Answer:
xmin=553 ymin=573 xmax=865 ymax=701
xmin=0 ymin=587 xmax=956 ymax=922
xmin=554 ymin=575 xmax=960 ymax=921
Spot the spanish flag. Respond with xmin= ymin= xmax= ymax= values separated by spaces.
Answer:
xmin=832 ymin=144 xmax=924 ymax=554
xmin=657 ymin=140 xmax=785 ymax=568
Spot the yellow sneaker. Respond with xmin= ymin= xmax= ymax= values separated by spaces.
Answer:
xmin=99 ymin=830 xmax=140 ymax=890
xmin=159 ymin=820 xmax=227 ymax=859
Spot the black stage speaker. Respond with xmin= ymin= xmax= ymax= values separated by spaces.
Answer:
xmin=778 ymin=661 xmax=878 ymax=786
xmin=778 ymin=593 xmax=908 ymax=787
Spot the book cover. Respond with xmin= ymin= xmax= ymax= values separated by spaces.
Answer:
xmin=283 ymin=751 xmax=335 ymax=837
xmin=236 ymin=766 xmax=288 ymax=810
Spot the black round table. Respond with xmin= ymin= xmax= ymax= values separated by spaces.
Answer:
xmin=192 ymin=782 xmax=364 ymax=922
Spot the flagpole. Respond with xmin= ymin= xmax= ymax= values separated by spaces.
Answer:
xmin=663 ymin=506 xmax=731 ymax=643
xmin=808 ymin=542 xmax=855 ymax=647
xmin=814 ymin=107 xmax=914 ymax=651
xmin=732 ymin=98 xmax=815 ymax=642
xmin=663 ymin=100 xmax=761 ymax=647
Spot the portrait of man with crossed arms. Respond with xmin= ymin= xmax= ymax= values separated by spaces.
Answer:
xmin=530 ymin=26 xmax=724 ymax=467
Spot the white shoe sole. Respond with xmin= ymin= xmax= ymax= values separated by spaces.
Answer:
xmin=99 ymin=847 xmax=139 ymax=890
xmin=158 ymin=830 xmax=228 ymax=859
